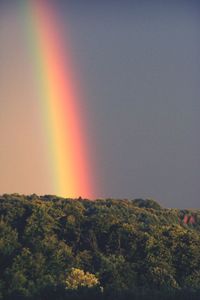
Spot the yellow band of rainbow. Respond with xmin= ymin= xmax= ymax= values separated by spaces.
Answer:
xmin=27 ymin=0 xmax=94 ymax=198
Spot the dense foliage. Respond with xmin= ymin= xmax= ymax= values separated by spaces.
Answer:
xmin=0 ymin=194 xmax=200 ymax=300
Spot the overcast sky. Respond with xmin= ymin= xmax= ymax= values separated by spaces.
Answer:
xmin=0 ymin=0 xmax=199 ymax=207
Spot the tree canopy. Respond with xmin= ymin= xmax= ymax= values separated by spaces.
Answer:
xmin=0 ymin=194 xmax=200 ymax=299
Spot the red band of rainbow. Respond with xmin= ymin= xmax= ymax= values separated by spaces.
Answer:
xmin=27 ymin=0 xmax=94 ymax=198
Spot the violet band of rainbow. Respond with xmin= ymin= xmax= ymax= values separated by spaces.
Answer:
xmin=27 ymin=0 xmax=94 ymax=198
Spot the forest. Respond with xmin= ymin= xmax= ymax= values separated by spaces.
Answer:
xmin=0 ymin=194 xmax=200 ymax=300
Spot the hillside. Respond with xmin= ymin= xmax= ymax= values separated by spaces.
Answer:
xmin=1 ymin=194 xmax=200 ymax=300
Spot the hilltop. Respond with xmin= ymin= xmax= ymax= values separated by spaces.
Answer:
xmin=0 ymin=194 xmax=200 ymax=300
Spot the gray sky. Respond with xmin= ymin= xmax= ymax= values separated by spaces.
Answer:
xmin=63 ymin=0 xmax=200 ymax=207
xmin=0 ymin=0 xmax=200 ymax=207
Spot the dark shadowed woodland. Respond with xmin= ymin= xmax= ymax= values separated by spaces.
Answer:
xmin=1 ymin=194 xmax=200 ymax=300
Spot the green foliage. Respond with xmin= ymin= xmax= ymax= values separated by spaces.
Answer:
xmin=132 ymin=198 xmax=162 ymax=210
xmin=0 ymin=194 xmax=200 ymax=299
xmin=65 ymin=268 xmax=99 ymax=290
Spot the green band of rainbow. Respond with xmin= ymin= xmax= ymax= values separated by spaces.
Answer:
xmin=26 ymin=0 xmax=94 ymax=198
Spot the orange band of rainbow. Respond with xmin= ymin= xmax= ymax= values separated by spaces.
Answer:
xmin=27 ymin=0 xmax=94 ymax=198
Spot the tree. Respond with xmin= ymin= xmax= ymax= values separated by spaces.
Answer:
xmin=65 ymin=268 xmax=99 ymax=290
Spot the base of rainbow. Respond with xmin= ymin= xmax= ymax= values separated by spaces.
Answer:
xmin=26 ymin=0 xmax=95 ymax=198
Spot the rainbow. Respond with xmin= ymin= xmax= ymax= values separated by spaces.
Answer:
xmin=26 ymin=0 xmax=94 ymax=198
